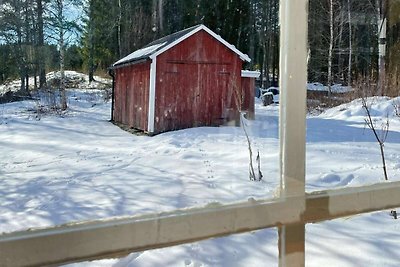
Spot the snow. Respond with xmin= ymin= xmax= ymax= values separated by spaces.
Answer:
xmin=307 ymin=82 xmax=353 ymax=93
xmin=0 ymin=71 xmax=111 ymax=96
xmin=241 ymin=70 xmax=260 ymax=78
xmin=113 ymin=42 xmax=167 ymax=66
xmin=1 ymin=73 xmax=400 ymax=266
xmin=258 ymin=83 xmax=353 ymax=94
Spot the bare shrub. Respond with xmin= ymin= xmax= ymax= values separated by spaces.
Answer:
xmin=31 ymin=88 xmax=64 ymax=119
xmin=361 ymin=96 xmax=389 ymax=181
xmin=356 ymin=76 xmax=399 ymax=217
xmin=240 ymin=113 xmax=263 ymax=181
xmin=306 ymin=89 xmax=356 ymax=115
xmin=232 ymin=74 xmax=263 ymax=181
xmin=393 ymin=99 xmax=400 ymax=118
xmin=101 ymin=88 xmax=112 ymax=103
xmin=386 ymin=68 xmax=400 ymax=97
xmin=0 ymin=104 xmax=5 ymax=125
xmin=356 ymin=77 xmax=389 ymax=181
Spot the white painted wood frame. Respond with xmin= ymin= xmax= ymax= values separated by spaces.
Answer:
xmin=278 ymin=0 xmax=308 ymax=265
xmin=2 ymin=182 xmax=400 ymax=266
xmin=147 ymin=57 xmax=157 ymax=133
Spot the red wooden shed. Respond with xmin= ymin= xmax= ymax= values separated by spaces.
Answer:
xmin=110 ymin=24 xmax=258 ymax=134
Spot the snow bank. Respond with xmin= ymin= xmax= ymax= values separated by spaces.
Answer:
xmin=318 ymin=96 xmax=400 ymax=121
xmin=0 ymin=71 xmax=111 ymax=97
xmin=307 ymin=82 xmax=353 ymax=93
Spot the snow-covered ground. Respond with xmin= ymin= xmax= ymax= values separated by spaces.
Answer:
xmin=307 ymin=82 xmax=353 ymax=93
xmin=1 ymin=75 xmax=400 ymax=266
xmin=0 ymin=71 xmax=111 ymax=97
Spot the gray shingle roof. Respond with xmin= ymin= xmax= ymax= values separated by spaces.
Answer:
xmin=112 ymin=24 xmax=250 ymax=68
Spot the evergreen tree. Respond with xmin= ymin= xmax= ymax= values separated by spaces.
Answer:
xmin=0 ymin=0 xmax=386 ymax=94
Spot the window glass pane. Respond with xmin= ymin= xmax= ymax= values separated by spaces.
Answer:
xmin=0 ymin=2 xmax=281 ymax=235
xmin=306 ymin=210 xmax=399 ymax=266
xmin=306 ymin=0 xmax=400 ymax=192
xmin=0 ymin=89 xmax=280 ymax=234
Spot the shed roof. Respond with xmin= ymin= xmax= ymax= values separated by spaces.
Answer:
xmin=112 ymin=24 xmax=251 ymax=68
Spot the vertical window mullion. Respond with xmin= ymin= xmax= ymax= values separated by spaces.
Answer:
xmin=278 ymin=0 xmax=308 ymax=266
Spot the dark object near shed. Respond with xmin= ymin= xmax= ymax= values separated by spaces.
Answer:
xmin=110 ymin=24 xmax=259 ymax=134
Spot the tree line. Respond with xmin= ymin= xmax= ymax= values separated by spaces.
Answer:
xmin=1 ymin=0 xmax=398 ymax=95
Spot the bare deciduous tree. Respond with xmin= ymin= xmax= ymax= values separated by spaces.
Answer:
xmin=347 ymin=0 xmax=352 ymax=86
xmin=56 ymin=0 xmax=67 ymax=110
xmin=36 ymin=0 xmax=46 ymax=88
xmin=361 ymin=96 xmax=389 ymax=181
xmin=327 ymin=0 xmax=335 ymax=97
xmin=376 ymin=0 xmax=387 ymax=96
xmin=47 ymin=0 xmax=81 ymax=110
xmin=232 ymin=74 xmax=263 ymax=181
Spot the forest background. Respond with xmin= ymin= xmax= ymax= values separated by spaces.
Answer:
xmin=1 ymin=0 xmax=400 ymax=96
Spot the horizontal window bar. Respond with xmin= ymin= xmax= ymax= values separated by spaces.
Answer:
xmin=305 ymin=181 xmax=400 ymax=222
xmin=1 ymin=181 xmax=400 ymax=267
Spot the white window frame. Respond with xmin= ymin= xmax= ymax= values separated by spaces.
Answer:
xmin=1 ymin=1 xmax=400 ymax=266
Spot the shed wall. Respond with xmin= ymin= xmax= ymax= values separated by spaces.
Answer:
xmin=114 ymin=62 xmax=150 ymax=130
xmin=154 ymin=30 xmax=243 ymax=133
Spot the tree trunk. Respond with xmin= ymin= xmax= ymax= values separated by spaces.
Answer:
xmin=88 ymin=0 xmax=95 ymax=82
xmin=327 ymin=0 xmax=334 ymax=97
xmin=259 ymin=1 xmax=267 ymax=88
xmin=15 ymin=2 xmax=27 ymax=94
xmin=377 ymin=0 xmax=387 ymax=96
xmin=158 ymin=0 xmax=163 ymax=34
xmin=117 ymin=0 xmax=122 ymax=58
xmin=25 ymin=73 xmax=29 ymax=92
xmin=347 ymin=0 xmax=352 ymax=86
xmin=338 ymin=3 xmax=343 ymax=83
xmin=152 ymin=0 xmax=158 ymax=36
xmin=34 ymin=69 xmax=37 ymax=90
xmin=37 ymin=0 xmax=46 ymax=88
xmin=236 ymin=18 xmax=242 ymax=49
xmin=272 ymin=2 xmax=279 ymax=87
xmin=57 ymin=0 xmax=67 ymax=110
xmin=23 ymin=0 xmax=30 ymax=94
xmin=248 ymin=0 xmax=255 ymax=69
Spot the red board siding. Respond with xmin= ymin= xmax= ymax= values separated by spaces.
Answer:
xmin=114 ymin=62 xmax=150 ymax=130
xmin=154 ymin=30 xmax=243 ymax=133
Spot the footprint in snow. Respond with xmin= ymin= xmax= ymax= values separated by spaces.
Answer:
xmin=321 ymin=173 xmax=355 ymax=186
xmin=184 ymin=259 xmax=203 ymax=267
